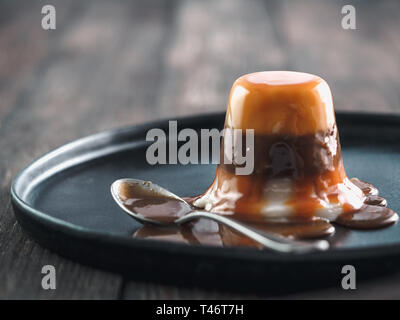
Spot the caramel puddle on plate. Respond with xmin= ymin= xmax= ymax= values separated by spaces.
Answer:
xmin=129 ymin=178 xmax=398 ymax=248
xmin=134 ymin=217 xmax=335 ymax=249
xmin=334 ymin=178 xmax=398 ymax=230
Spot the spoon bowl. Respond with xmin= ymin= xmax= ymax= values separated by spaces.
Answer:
xmin=111 ymin=178 xmax=330 ymax=253
xmin=111 ymin=178 xmax=192 ymax=225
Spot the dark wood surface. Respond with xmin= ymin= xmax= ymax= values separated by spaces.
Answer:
xmin=0 ymin=0 xmax=399 ymax=299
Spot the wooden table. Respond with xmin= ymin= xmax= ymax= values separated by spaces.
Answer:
xmin=0 ymin=0 xmax=399 ymax=299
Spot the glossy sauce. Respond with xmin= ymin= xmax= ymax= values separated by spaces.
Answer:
xmin=119 ymin=179 xmax=397 ymax=249
xmin=200 ymin=127 xmax=355 ymax=220
xmin=117 ymin=180 xmax=191 ymax=223
xmin=134 ymin=217 xmax=335 ymax=247
xmin=334 ymin=178 xmax=397 ymax=229
xmin=125 ymin=72 xmax=398 ymax=248
xmin=194 ymin=72 xmax=367 ymax=221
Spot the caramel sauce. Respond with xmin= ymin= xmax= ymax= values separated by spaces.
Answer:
xmin=118 ymin=181 xmax=191 ymax=223
xmin=125 ymin=72 xmax=398 ymax=248
xmin=334 ymin=178 xmax=398 ymax=230
xmin=134 ymin=217 xmax=335 ymax=248
xmin=335 ymin=205 xmax=398 ymax=230
xmin=350 ymin=177 xmax=378 ymax=196
xmin=226 ymin=71 xmax=336 ymax=136
xmin=127 ymin=179 xmax=397 ymax=248
xmin=364 ymin=195 xmax=387 ymax=207
xmin=199 ymin=127 xmax=363 ymax=220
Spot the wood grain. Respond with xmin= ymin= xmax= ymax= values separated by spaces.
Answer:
xmin=156 ymin=0 xmax=287 ymax=117
xmin=0 ymin=0 xmax=399 ymax=299
xmin=264 ymin=0 xmax=400 ymax=113
xmin=0 ymin=0 xmax=177 ymax=299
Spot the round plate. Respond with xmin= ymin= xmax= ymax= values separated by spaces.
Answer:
xmin=11 ymin=112 xmax=400 ymax=294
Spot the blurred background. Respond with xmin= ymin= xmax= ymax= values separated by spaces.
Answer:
xmin=0 ymin=0 xmax=399 ymax=299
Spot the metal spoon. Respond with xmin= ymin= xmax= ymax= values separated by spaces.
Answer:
xmin=111 ymin=178 xmax=329 ymax=253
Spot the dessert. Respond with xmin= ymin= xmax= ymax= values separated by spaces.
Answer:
xmin=194 ymin=71 xmax=385 ymax=225
xmin=132 ymin=71 xmax=398 ymax=247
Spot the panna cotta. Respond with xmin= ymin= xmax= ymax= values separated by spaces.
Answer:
xmin=129 ymin=71 xmax=397 ymax=247
xmin=194 ymin=71 xmax=370 ymax=223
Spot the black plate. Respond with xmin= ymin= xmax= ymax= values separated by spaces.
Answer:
xmin=11 ymin=112 xmax=400 ymax=294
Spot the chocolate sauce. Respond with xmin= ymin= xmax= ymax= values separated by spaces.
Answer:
xmin=116 ymin=158 xmax=398 ymax=247
xmin=134 ymin=217 xmax=335 ymax=248
xmin=123 ymin=72 xmax=399 ymax=248
xmin=335 ymin=205 xmax=398 ymax=230
xmin=125 ymin=177 xmax=398 ymax=248
xmin=134 ymin=221 xmax=262 ymax=248
xmin=118 ymin=181 xmax=191 ymax=223
xmin=330 ymin=178 xmax=398 ymax=230
xmin=220 ymin=126 xmax=341 ymax=180
xmin=365 ymin=195 xmax=387 ymax=207
xmin=350 ymin=178 xmax=379 ymax=196
xmin=244 ymin=218 xmax=335 ymax=239
xmin=117 ymin=180 xmax=337 ymax=247
xmin=201 ymin=126 xmax=358 ymax=220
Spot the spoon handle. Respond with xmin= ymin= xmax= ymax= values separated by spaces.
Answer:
xmin=175 ymin=211 xmax=329 ymax=253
